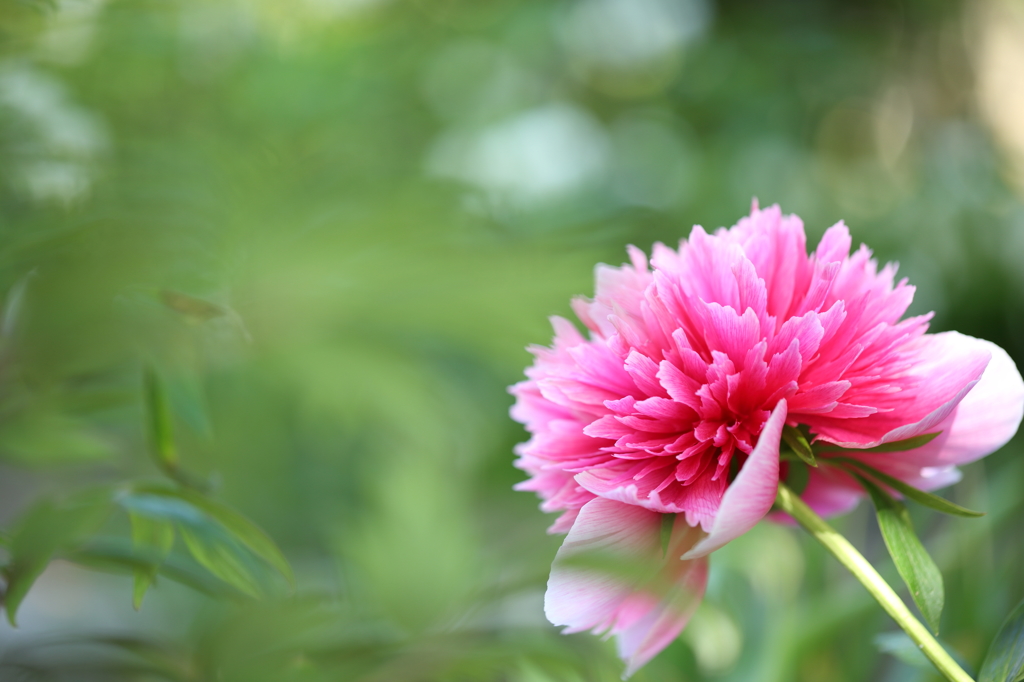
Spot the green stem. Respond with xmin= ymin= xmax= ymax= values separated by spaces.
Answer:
xmin=775 ymin=483 xmax=974 ymax=682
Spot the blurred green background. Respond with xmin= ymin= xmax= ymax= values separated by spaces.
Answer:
xmin=1 ymin=0 xmax=1024 ymax=679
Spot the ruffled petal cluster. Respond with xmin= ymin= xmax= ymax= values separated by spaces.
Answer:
xmin=510 ymin=203 xmax=1024 ymax=677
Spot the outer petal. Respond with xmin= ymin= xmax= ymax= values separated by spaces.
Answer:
xmin=618 ymin=558 xmax=709 ymax=678
xmin=545 ymin=498 xmax=708 ymax=679
xmin=682 ymin=399 xmax=787 ymax=559
xmin=888 ymin=337 xmax=1023 ymax=468
xmin=803 ymin=336 xmax=1024 ymax=506
xmin=814 ymin=332 xmax=991 ymax=448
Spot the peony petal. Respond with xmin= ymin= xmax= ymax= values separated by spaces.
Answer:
xmin=546 ymin=498 xmax=708 ymax=678
xmin=819 ymin=336 xmax=1024 ymax=496
xmin=899 ymin=336 xmax=1023 ymax=467
xmin=618 ymin=557 xmax=708 ymax=678
xmin=545 ymin=499 xmax=660 ymax=631
xmin=811 ymin=331 xmax=991 ymax=447
xmin=682 ymin=399 xmax=788 ymax=559
xmin=791 ymin=465 xmax=862 ymax=519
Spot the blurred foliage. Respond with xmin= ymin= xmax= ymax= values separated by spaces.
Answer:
xmin=1 ymin=0 xmax=1024 ymax=680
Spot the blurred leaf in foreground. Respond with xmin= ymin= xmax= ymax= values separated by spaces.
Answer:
xmin=980 ymin=598 xmax=1024 ymax=682
xmin=2 ymin=491 xmax=112 ymax=626
xmin=117 ymin=485 xmax=294 ymax=598
xmin=142 ymin=366 xmax=181 ymax=479
xmin=129 ymin=512 xmax=175 ymax=609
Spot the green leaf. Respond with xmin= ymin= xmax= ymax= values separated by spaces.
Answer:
xmin=1 ymin=270 xmax=34 ymax=341
xmin=65 ymin=538 xmax=247 ymax=600
xmin=0 ymin=413 xmax=113 ymax=465
xmin=117 ymin=489 xmax=278 ymax=599
xmin=176 ymin=524 xmax=264 ymax=599
xmin=164 ymin=370 xmax=212 ymax=438
xmin=4 ymin=505 xmax=60 ymax=627
xmin=660 ymin=514 xmax=674 ymax=558
xmin=142 ymin=366 xmax=180 ymax=475
xmin=128 ymin=512 xmax=175 ymax=610
xmin=117 ymin=492 xmax=207 ymax=525
xmin=129 ymin=485 xmax=294 ymax=588
xmin=834 ymin=457 xmax=984 ymax=518
xmin=980 ymin=598 xmax=1024 ymax=682
xmin=855 ymin=473 xmax=944 ymax=634
xmin=874 ymin=631 xmax=932 ymax=669
xmin=874 ymin=631 xmax=974 ymax=674
xmin=158 ymin=291 xmax=251 ymax=342
xmin=3 ymin=493 xmax=111 ymax=626
xmin=817 ymin=432 xmax=941 ymax=454
xmin=129 ymin=514 xmax=177 ymax=557
xmin=782 ymin=424 xmax=816 ymax=466
xmin=159 ymin=290 xmax=229 ymax=323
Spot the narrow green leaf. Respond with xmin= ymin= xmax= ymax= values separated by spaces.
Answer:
xmin=159 ymin=290 xmax=228 ymax=323
xmin=659 ymin=514 xmax=674 ymax=559
xmin=65 ymin=538 xmax=247 ymax=600
xmin=130 ymin=513 xmax=175 ymax=556
xmin=3 ymin=493 xmax=111 ymax=625
xmin=117 ymin=492 xmax=207 ymax=525
xmin=782 ymin=424 xmax=816 ymax=466
xmin=3 ymin=503 xmax=59 ymax=627
xmin=874 ymin=631 xmax=974 ymax=674
xmin=874 ymin=631 xmax=932 ymax=669
xmin=176 ymin=524 xmax=264 ymax=599
xmin=132 ymin=567 xmax=153 ymax=610
xmin=128 ymin=513 xmax=175 ymax=609
xmin=1 ymin=270 xmax=34 ymax=340
xmin=834 ymin=457 xmax=984 ymax=518
xmin=142 ymin=366 xmax=179 ymax=475
xmin=159 ymin=291 xmax=252 ymax=342
xmin=164 ymin=370 xmax=212 ymax=437
xmin=130 ymin=484 xmax=294 ymax=588
xmin=817 ymin=432 xmax=941 ymax=454
xmin=855 ymin=473 xmax=944 ymax=634
xmin=117 ymin=491 xmax=281 ymax=596
xmin=979 ymin=598 xmax=1024 ymax=682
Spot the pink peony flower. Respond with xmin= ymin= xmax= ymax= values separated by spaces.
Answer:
xmin=510 ymin=202 xmax=1024 ymax=677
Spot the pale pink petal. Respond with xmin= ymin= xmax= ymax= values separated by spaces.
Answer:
xmin=618 ymin=557 xmax=708 ymax=678
xmin=789 ymin=465 xmax=862 ymax=519
xmin=546 ymin=498 xmax=708 ymax=678
xmin=548 ymin=507 xmax=582 ymax=534
xmin=546 ymin=498 xmax=662 ymax=632
xmin=816 ymin=336 xmax=1024 ymax=498
xmin=893 ymin=336 xmax=1023 ymax=467
xmin=682 ymin=399 xmax=788 ymax=559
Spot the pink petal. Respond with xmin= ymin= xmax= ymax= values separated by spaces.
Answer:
xmin=813 ymin=331 xmax=992 ymax=447
xmin=815 ymin=221 xmax=852 ymax=264
xmin=823 ymin=335 xmax=1024 ymax=494
xmin=790 ymin=465 xmax=862 ymax=518
xmin=618 ymin=558 xmax=709 ymax=678
xmin=901 ymin=336 xmax=1024 ymax=467
xmin=682 ymin=399 xmax=787 ymax=559
xmin=545 ymin=498 xmax=708 ymax=678
xmin=545 ymin=499 xmax=662 ymax=631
